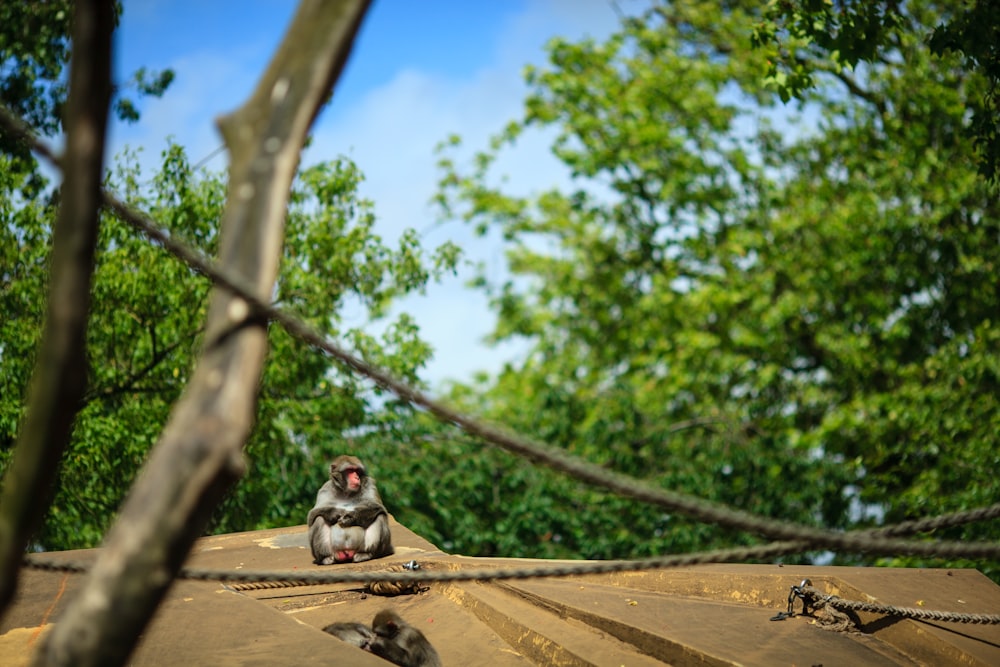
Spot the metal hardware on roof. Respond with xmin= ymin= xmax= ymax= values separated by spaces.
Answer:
xmin=770 ymin=578 xmax=813 ymax=621
xmin=771 ymin=580 xmax=1000 ymax=626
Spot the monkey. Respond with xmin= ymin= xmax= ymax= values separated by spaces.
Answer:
xmin=323 ymin=621 xmax=375 ymax=649
xmin=307 ymin=455 xmax=394 ymax=564
xmin=323 ymin=611 xmax=440 ymax=667
xmin=369 ymin=609 xmax=442 ymax=667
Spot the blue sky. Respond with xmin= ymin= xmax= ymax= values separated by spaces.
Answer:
xmin=109 ymin=0 xmax=627 ymax=387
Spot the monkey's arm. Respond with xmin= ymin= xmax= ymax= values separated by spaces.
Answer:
xmin=324 ymin=622 xmax=374 ymax=648
xmin=307 ymin=505 xmax=346 ymax=527
xmin=307 ymin=480 xmax=343 ymax=527
xmin=337 ymin=501 xmax=388 ymax=528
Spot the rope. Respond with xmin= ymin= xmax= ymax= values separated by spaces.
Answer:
xmin=865 ymin=503 xmax=1000 ymax=537
xmin=23 ymin=540 xmax=813 ymax=583
xmin=227 ymin=580 xmax=305 ymax=592
xmin=802 ymin=585 xmax=1000 ymax=625
xmin=26 ymin=553 xmax=1000 ymax=624
xmin=16 ymin=530 xmax=997 ymax=586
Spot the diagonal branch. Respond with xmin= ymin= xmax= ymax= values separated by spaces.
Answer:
xmin=0 ymin=0 xmax=114 ymax=621
xmin=33 ymin=1 xmax=372 ymax=665
xmin=83 ymin=331 xmax=200 ymax=404
xmin=797 ymin=55 xmax=889 ymax=117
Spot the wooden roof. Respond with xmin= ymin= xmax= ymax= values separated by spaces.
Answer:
xmin=3 ymin=518 xmax=999 ymax=665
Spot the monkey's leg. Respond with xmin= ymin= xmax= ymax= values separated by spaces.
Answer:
xmin=330 ymin=525 xmax=365 ymax=562
xmin=354 ymin=514 xmax=393 ymax=562
xmin=309 ymin=520 xmax=338 ymax=565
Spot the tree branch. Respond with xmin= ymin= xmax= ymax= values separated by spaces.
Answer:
xmin=829 ymin=68 xmax=888 ymax=117
xmin=798 ymin=55 xmax=889 ymax=117
xmin=84 ymin=330 xmax=201 ymax=404
xmin=34 ymin=1 xmax=372 ymax=665
xmin=0 ymin=0 xmax=113 ymax=620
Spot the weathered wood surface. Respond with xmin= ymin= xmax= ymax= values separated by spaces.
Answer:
xmin=7 ymin=522 xmax=999 ymax=666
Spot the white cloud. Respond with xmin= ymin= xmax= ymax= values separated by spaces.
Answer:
xmin=303 ymin=47 xmax=564 ymax=385
xmin=111 ymin=1 xmax=627 ymax=388
xmin=301 ymin=1 xmax=628 ymax=387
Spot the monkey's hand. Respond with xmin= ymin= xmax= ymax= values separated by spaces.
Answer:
xmin=307 ymin=506 xmax=345 ymax=527
xmin=339 ymin=503 xmax=387 ymax=528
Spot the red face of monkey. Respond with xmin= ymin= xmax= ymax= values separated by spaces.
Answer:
xmin=331 ymin=455 xmax=367 ymax=495
xmin=344 ymin=467 xmax=362 ymax=492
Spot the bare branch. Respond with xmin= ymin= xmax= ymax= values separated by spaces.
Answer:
xmin=33 ymin=1 xmax=372 ymax=665
xmin=83 ymin=332 xmax=199 ymax=404
xmin=0 ymin=0 xmax=114 ymax=620
xmin=795 ymin=55 xmax=889 ymax=117
xmin=829 ymin=68 xmax=888 ymax=117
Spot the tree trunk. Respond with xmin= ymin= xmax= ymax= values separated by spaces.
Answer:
xmin=0 ymin=0 xmax=113 ymax=620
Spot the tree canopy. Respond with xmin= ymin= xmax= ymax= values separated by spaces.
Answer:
xmin=426 ymin=0 xmax=999 ymax=576
xmin=0 ymin=1 xmax=172 ymax=191
xmin=0 ymin=1 xmax=462 ymax=553
xmin=1 ymin=0 xmax=997 ymax=586
xmin=0 ymin=141 xmax=459 ymax=549
xmin=753 ymin=0 xmax=1000 ymax=180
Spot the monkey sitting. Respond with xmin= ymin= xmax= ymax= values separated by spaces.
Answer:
xmin=323 ymin=609 xmax=442 ymax=667
xmin=307 ymin=455 xmax=393 ymax=564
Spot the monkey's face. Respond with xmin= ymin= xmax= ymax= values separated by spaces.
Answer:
xmin=331 ymin=457 xmax=366 ymax=494
xmin=343 ymin=466 xmax=363 ymax=492
xmin=372 ymin=609 xmax=405 ymax=634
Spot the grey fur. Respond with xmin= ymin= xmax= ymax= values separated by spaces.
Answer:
xmin=370 ymin=609 xmax=442 ymax=667
xmin=323 ymin=621 xmax=375 ymax=648
xmin=307 ymin=455 xmax=394 ymax=564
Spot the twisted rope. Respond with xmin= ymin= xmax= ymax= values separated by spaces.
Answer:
xmin=24 ymin=540 xmax=810 ymax=583
xmin=802 ymin=586 xmax=1000 ymax=625
xmin=866 ymin=502 xmax=1000 ymax=537
xmin=227 ymin=580 xmax=306 ymax=592
xmin=26 ymin=551 xmax=1000 ymax=625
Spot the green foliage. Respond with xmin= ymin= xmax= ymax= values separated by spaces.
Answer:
xmin=0 ymin=1 xmax=174 ymax=192
xmin=0 ymin=1 xmax=74 ymax=137
xmin=754 ymin=0 xmax=1000 ymax=181
xmin=0 ymin=144 xmax=460 ymax=549
xmin=114 ymin=67 xmax=176 ymax=123
xmin=3 ymin=0 xmax=996 ymax=582
xmin=0 ymin=158 xmax=51 ymax=450
xmin=429 ymin=0 xmax=1000 ymax=574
